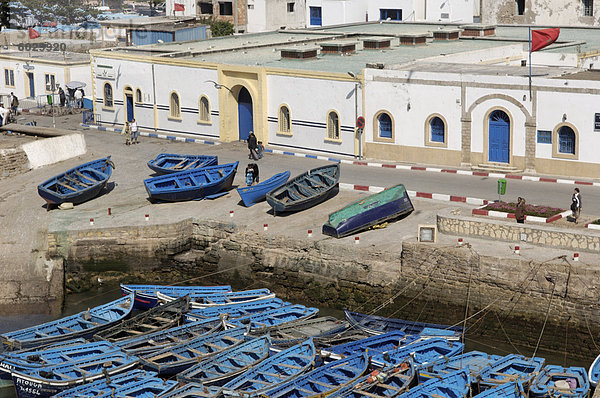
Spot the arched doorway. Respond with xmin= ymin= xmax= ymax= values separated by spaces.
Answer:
xmin=124 ymin=86 xmax=134 ymax=122
xmin=237 ymin=87 xmax=253 ymax=141
xmin=488 ymin=110 xmax=510 ymax=163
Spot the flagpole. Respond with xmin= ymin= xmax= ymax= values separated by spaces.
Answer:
xmin=528 ymin=27 xmax=532 ymax=101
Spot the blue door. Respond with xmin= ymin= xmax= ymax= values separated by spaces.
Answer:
xmin=310 ymin=7 xmax=322 ymax=26
xmin=238 ymin=87 xmax=253 ymax=141
xmin=27 ymin=73 xmax=35 ymax=98
xmin=126 ymin=94 xmax=134 ymax=122
xmin=488 ymin=110 xmax=510 ymax=163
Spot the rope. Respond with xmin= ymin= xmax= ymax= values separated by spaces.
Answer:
xmin=532 ymin=280 xmax=556 ymax=359
xmin=461 ymin=263 xmax=473 ymax=363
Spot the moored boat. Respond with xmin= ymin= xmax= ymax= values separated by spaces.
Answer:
xmin=529 ymin=365 xmax=589 ymax=398
xmin=419 ymin=350 xmax=501 ymax=383
xmin=185 ymin=298 xmax=289 ymax=322
xmin=37 ymin=156 xmax=114 ymax=206
xmin=1 ymin=294 xmax=134 ymax=351
xmin=398 ymin=368 xmax=470 ymax=398
xmin=266 ymin=316 xmax=349 ymax=347
xmin=147 ymin=153 xmax=218 ymax=175
xmin=158 ymin=288 xmax=275 ymax=309
xmin=478 ymin=354 xmax=545 ymax=391
xmin=177 ymin=335 xmax=271 ymax=386
xmin=588 ymin=353 xmax=600 ymax=388
xmin=323 ymin=183 xmax=414 ymax=238
xmin=120 ymin=284 xmax=231 ymax=310
xmin=53 ymin=369 xmax=158 ymax=397
xmin=324 ymin=330 xmax=417 ymax=358
xmin=226 ymin=304 xmax=319 ymax=332
xmin=144 ymin=161 xmax=238 ymax=202
xmin=266 ymin=163 xmax=340 ymax=214
xmin=472 ymin=381 xmax=526 ymax=398
xmin=370 ymin=338 xmax=464 ymax=369
xmin=236 ymin=171 xmax=291 ymax=207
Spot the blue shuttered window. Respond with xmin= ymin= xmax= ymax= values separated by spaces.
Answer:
xmin=378 ymin=113 xmax=392 ymax=138
xmin=310 ymin=7 xmax=322 ymax=25
xmin=558 ymin=126 xmax=575 ymax=154
xmin=430 ymin=116 xmax=445 ymax=142
xmin=537 ymin=130 xmax=551 ymax=144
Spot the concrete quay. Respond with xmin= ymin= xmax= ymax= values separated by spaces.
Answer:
xmin=2 ymin=113 xmax=600 ymax=362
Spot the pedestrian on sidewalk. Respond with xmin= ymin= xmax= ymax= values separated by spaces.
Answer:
xmin=571 ymin=188 xmax=582 ymax=223
xmin=58 ymin=86 xmax=66 ymax=107
xmin=130 ymin=118 xmax=139 ymax=144
xmin=515 ymin=197 xmax=526 ymax=224
xmin=74 ymin=88 xmax=83 ymax=108
xmin=247 ymin=131 xmax=258 ymax=160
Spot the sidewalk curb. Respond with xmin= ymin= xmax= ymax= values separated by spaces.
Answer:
xmin=265 ymin=148 xmax=600 ymax=187
xmin=81 ymin=123 xmax=220 ymax=146
xmin=472 ymin=207 xmax=572 ymax=223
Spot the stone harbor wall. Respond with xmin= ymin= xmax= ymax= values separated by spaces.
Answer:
xmin=437 ymin=208 xmax=600 ymax=253
xmin=0 ymin=147 xmax=29 ymax=179
xmin=48 ymin=216 xmax=600 ymax=361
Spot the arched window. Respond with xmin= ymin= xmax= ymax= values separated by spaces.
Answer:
xmin=136 ymin=88 xmax=142 ymax=103
xmin=170 ymin=92 xmax=181 ymax=118
xmin=378 ymin=112 xmax=392 ymax=138
xmin=199 ymin=96 xmax=210 ymax=121
xmin=558 ymin=125 xmax=575 ymax=154
xmin=430 ymin=116 xmax=445 ymax=142
xmin=327 ymin=111 xmax=339 ymax=140
xmin=103 ymin=82 xmax=113 ymax=107
xmin=279 ymin=105 xmax=290 ymax=133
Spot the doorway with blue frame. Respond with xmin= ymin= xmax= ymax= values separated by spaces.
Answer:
xmin=238 ymin=86 xmax=253 ymax=141
xmin=488 ymin=109 xmax=510 ymax=163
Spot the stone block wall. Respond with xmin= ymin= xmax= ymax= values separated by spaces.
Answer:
xmin=0 ymin=147 xmax=29 ymax=179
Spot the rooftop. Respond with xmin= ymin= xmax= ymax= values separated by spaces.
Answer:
xmin=98 ymin=16 xmax=196 ymax=28
xmin=0 ymin=50 xmax=90 ymax=64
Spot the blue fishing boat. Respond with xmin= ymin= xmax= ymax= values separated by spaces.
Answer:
xmin=156 ymin=382 xmax=211 ymax=398
xmin=144 ymin=161 xmax=238 ymax=202
xmin=529 ymin=365 xmax=589 ymax=398
xmin=0 ymin=340 xmax=117 ymax=381
xmin=53 ymin=369 xmax=158 ymax=397
xmin=262 ymin=351 xmax=369 ymax=398
xmin=37 ymin=156 xmax=114 ymax=206
xmin=1 ymin=294 xmax=134 ymax=350
xmin=147 ymin=153 xmax=218 ymax=175
xmin=220 ymin=338 xmax=316 ymax=396
xmin=419 ymin=350 xmax=502 ymax=383
xmin=177 ymin=335 xmax=271 ymax=386
xmin=93 ymin=295 xmax=190 ymax=342
xmin=478 ymin=354 xmax=545 ymax=391
xmin=120 ymin=284 xmax=231 ymax=310
xmin=324 ymin=330 xmax=417 ymax=357
xmin=371 ymin=338 xmax=464 ymax=369
xmin=139 ymin=327 xmax=247 ymax=376
xmin=329 ymin=359 xmax=415 ymax=398
xmin=158 ymin=288 xmax=275 ymax=309
xmin=185 ymin=298 xmax=289 ymax=321
xmin=266 ymin=163 xmax=340 ymax=215
xmin=226 ymin=304 xmax=319 ymax=332
xmin=113 ymin=317 xmax=224 ymax=356
xmin=96 ymin=377 xmax=178 ymax=397
xmin=344 ymin=309 xmax=464 ymax=340
xmin=11 ymin=351 xmax=139 ymax=398
xmin=323 ymin=184 xmax=414 ymax=238
xmin=236 ymin=171 xmax=291 ymax=207
xmin=267 ymin=316 xmax=349 ymax=347
xmin=588 ymin=353 xmax=600 ymax=388
xmin=472 ymin=381 xmax=526 ymax=398
xmin=399 ymin=369 xmax=470 ymax=398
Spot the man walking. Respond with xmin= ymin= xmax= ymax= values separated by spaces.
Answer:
xmin=130 ymin=118 xmax=139 ymax=144
xmin=247 ymin=131 xmax=258 ymax=160
xmin=58 ymin=85 xmax=66 ymax=107
xmin=571 ymin=188 xmax=582 ymax=224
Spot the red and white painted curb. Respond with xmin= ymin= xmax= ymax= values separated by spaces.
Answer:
xmin=338 ymin=183 xmax=490 ymax=206
xmin=472 ymin=206 xmax=572 ymax=224
xmin=585 ymin=222 xmax=600 ymax=230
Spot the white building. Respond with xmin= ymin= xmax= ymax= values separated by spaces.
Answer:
xmin=482 ymin=0 xmax=599 ymax=26
xmin=89 ymin=23 xmax=600 ymax=178
xmin=247 ymin=0 xmax=307 ymax=32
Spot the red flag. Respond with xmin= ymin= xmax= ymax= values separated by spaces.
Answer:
xmin=530 ymin=28 xmax=560 ymax=52
xmin=174 ymin=3 xmax=185 ymax=11
xmin=28 ymin=27 xmax=40 ymax=39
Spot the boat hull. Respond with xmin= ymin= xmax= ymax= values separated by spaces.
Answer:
xmin=323 ymin=183 xmax=414 ymax=238
xmin=147 ymin=154 xmax=218 ymax=175
xmin=236 ymin=171 xmax=290 ymax=207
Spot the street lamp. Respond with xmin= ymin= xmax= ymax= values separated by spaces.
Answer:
xmin=347 ymin=71 xmax=363 ymax=159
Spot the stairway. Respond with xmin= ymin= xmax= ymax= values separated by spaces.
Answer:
xmin=472 ymin=163 xmax=523 ymax=174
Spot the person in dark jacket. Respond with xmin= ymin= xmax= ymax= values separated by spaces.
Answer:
xmin=571 ymin=188 xmax=582 ymax=223
xmin=247 ymin=131 xmax=258 ymax=160
xmin=515 ymin=197 xmax=526 ymax=224
xmin=58 ymin=86 xmax=66 ymax=107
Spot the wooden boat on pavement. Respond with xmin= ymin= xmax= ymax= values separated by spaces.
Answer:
xmin=529 ymin=365 xmax=589 ymax=398
xmin=147 ymin=153 xmax=218 ymax=175
xmin=1 ymin=294 xmax=134 ymax=351
xmin=344 ymin=309 xmax=464 ymax=340
xmin=93 ymin=295 xmax=190 ymax=342
xmin=478 ymin=354 xmax=545 ymax=391
xmin=0 ymin=340 xmax=117 ymax=381
xmin=139 ymin=327 xmax=247 ymax=376
xmin=120 ymin=284 xmax=231 ymax=310
xmin=324 ymin=330 xmax=417 ymax=358
xmin=236 ymin=171 xmax=291 ymax=207
xmin=266 ymin=163 xmax=340 ymax=215
xmin=11 ymin=350 xmax=139 ymax=398
xmin=472 ymin=381 xmax=526 ymax=398
xmin=262 ymin=351 xmax=369 ymax=398
xmin=265 ymin=316 xmax=349 ymax=347
xmin=220 ymin=338 xmax=316 ymax=397
xmin=185 ymin=298 xmax=289 ymax=322
xmin=399 ymin=369 xmax=470 ymax=398
xmin=227 ymin=304 xmax=319 ymax=333
xmin=144 ymin=161 xmax=238 ymax=202
xmin=177 ymin=335 xmax=271 ymax=386
xmin=53 ymin=369 xmax=158 ymax=397
xmin=113 ymin=317 xmax=225 ymax=356
xmin=323 ymin=183 xmax=414 ymax=238
xmin=158 ymin=288 xmax=275 ymax=309
xmin=37 ymin=156 xmax=114 ymax=206
xmin=329 ymin=358 xmax=415 ymax=398
xmin=371 ymin=338 xmax=464 ymax=369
